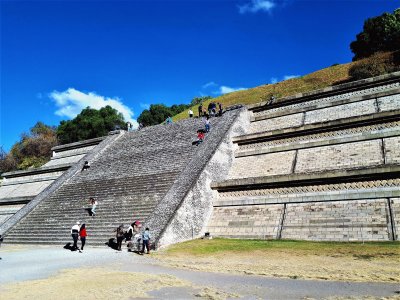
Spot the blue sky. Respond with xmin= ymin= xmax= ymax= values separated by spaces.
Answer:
xmin=1 ymin=0 xmax=399 ymax=151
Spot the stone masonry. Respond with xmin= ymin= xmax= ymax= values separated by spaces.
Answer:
xmin=207 ymin=72 xmax=400 ymax=241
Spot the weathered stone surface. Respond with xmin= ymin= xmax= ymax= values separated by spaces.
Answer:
xmin=158 ymin=111 xmax=249 ymax=246
xmin=228 ymin=151 xmax=295 ymax=179
xmin=295 ymin=140 xmax=384 ymax=173
xmin=206 ymin=204 xmax=283 ymax=239
xmin=249 ymin=113 xmax=303 ymax=133
xmin=384 ymin=136 xmax=400 ymax=164
xmin=210 ymin=73 xmax=400 ymax=242
xmin=281 ymin=199 xmax=391 ymax=241
xmin=303 ymin=99 xmax=377 ymax=124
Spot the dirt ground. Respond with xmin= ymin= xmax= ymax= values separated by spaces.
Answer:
xmin=0 ymin=243 xmax=399 ymax=299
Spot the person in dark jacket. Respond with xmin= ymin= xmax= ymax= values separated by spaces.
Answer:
xmin=115 ymin=224 xmax=125 ymax=251
xmin=141 ymin=227 xmax=151 ymax=254
xmin=198 ymin=104 xmax=203 ymax=117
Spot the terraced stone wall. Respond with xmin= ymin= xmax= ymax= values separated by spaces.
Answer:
xmin=207 ymin=72 xmax=400 ymax=242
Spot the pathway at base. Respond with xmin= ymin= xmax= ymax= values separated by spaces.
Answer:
xmin=0 ymin=245 xmax=398 ymax=299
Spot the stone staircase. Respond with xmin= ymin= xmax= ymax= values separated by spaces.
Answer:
xmin=207 ymin=72 xmax=400 ymax=241
xmin=3 ymin=112 xmax=242 ymax=246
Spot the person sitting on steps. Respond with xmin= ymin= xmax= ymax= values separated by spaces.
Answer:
xmin=81 ymin=161 xmax=90 ymax=172
xmin=192 ymin=129 xmax=205 ymax=146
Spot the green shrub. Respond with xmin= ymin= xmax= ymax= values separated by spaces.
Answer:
xmin=349 ymin=51 xmax=400 ymax=80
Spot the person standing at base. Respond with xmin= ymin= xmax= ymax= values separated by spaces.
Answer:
xmin=116 ymin=224 xmax=125 ymax=251
xmin=79 ymin=223 xmax=87 ymax=251
xmin=71 ymin=221 xmax=80 ymax=251
xmin=188 ymin=109 xmax=193 ymax=118
xmin=141 ymin=227 xmax=151 ymax=254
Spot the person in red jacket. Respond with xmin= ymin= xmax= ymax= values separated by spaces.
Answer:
xmin=79 ymin=223 xmax=87 ymax=251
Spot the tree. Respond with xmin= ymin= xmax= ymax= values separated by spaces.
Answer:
xmin=56 ymin=106 xmax=125 ymax=144
xmin=137 ymin=104 xmax=173 ymax=126
xmin=350 ymin=9 xmax=400 ymax=61
xmin=137 ymin=96 xmax=213 ymax=126
xmin=0 ymin=146 xmax=17 ymax=174
xmin=0 ymin=122 xmax=58 ymax=173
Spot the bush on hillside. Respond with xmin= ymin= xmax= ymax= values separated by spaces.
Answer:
xmin=348 ymin=51 xmax=400 ymax=81
xmin=350 ymin=9 xmax=400 ymax=61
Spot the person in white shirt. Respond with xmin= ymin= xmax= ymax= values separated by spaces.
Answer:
xmin=89 ymin=197 xmax=98 ymax=216
xmin=71 ymin=221 xmax=80 ymax=251
xmin=188 ymin=109 xmax=193 ymax=118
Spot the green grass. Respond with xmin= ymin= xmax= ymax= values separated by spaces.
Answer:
xmin=164 ymin=238 xmax=400 ymax=257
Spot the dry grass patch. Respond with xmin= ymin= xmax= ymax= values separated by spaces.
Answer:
xmin=173 ymin=63 xmax=352 ymax=122
xmin=0 ymin=266 xmax=240 ymax=300
xmin=154 ymin=239 xmax=400 ymax=283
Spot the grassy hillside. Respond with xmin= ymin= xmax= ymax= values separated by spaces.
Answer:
xmin=173 ymin=62 xmax=353 ymax=121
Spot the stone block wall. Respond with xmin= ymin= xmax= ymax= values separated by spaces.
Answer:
xmin=391 ymin=198 xmax=400 ymax=240
xmin=207 ymin=204 xmax=283 ymax=239
xmin=385 ymin=136 xmax=400 ymax=164
xmin=252 ymin=79 xmax=400 ymax=120
xmin=209 ymin=73 xmax=400 ymax=242
xmin=294 ymin=140 xmax=384 ymax=173
xmin=281 ymin=199 xmax=391 ymax=241
xmin=303 ymin=99 xmax=376 ymax=124
xmin=249 ymin=113 xmax=303 ymax=133
xmin=228 ymin=151 xmax=295 ymax=179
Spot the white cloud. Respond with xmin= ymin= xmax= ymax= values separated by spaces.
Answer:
xmin=283 ymin=74 xmax=300 ymax=80
xmin=218 ymin=85 xmax=247 ymax=95
xmin=49 ymin=88 xmax=138 ymax=127
xmin=202 ymin=81 xmax=218 ymax=89
xmin=270 ymin=74 xmax=300 ymax=84
xmin=238 ymin=0 xmax=276 ymax=14
xmin=140 ymin=103 xmax=150 ymax=110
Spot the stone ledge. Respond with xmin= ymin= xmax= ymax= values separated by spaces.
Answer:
xmin=1 ymin=176 xmax=60 ymax=186
xmin=0 ymin=197 xmax=32 ymax=205
xmin=214 ymin=189 xmax=400 ymax=206
xmin=234 ymin=110 xmax=400 ymax=145
xmin=1 ymin=164 xmax=72 ymax=178
xmin=236 ymin=128 xmax=400 ymax=157
xmin=247 ymin=71 xmax=400 ymax=111
xmin=252 ymin=88 xmax=400 ymax=122
xmin=51 ymin=136 xmax=105 ymax=152
xmin=211 ymin=165 xmax=400 ymax=191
